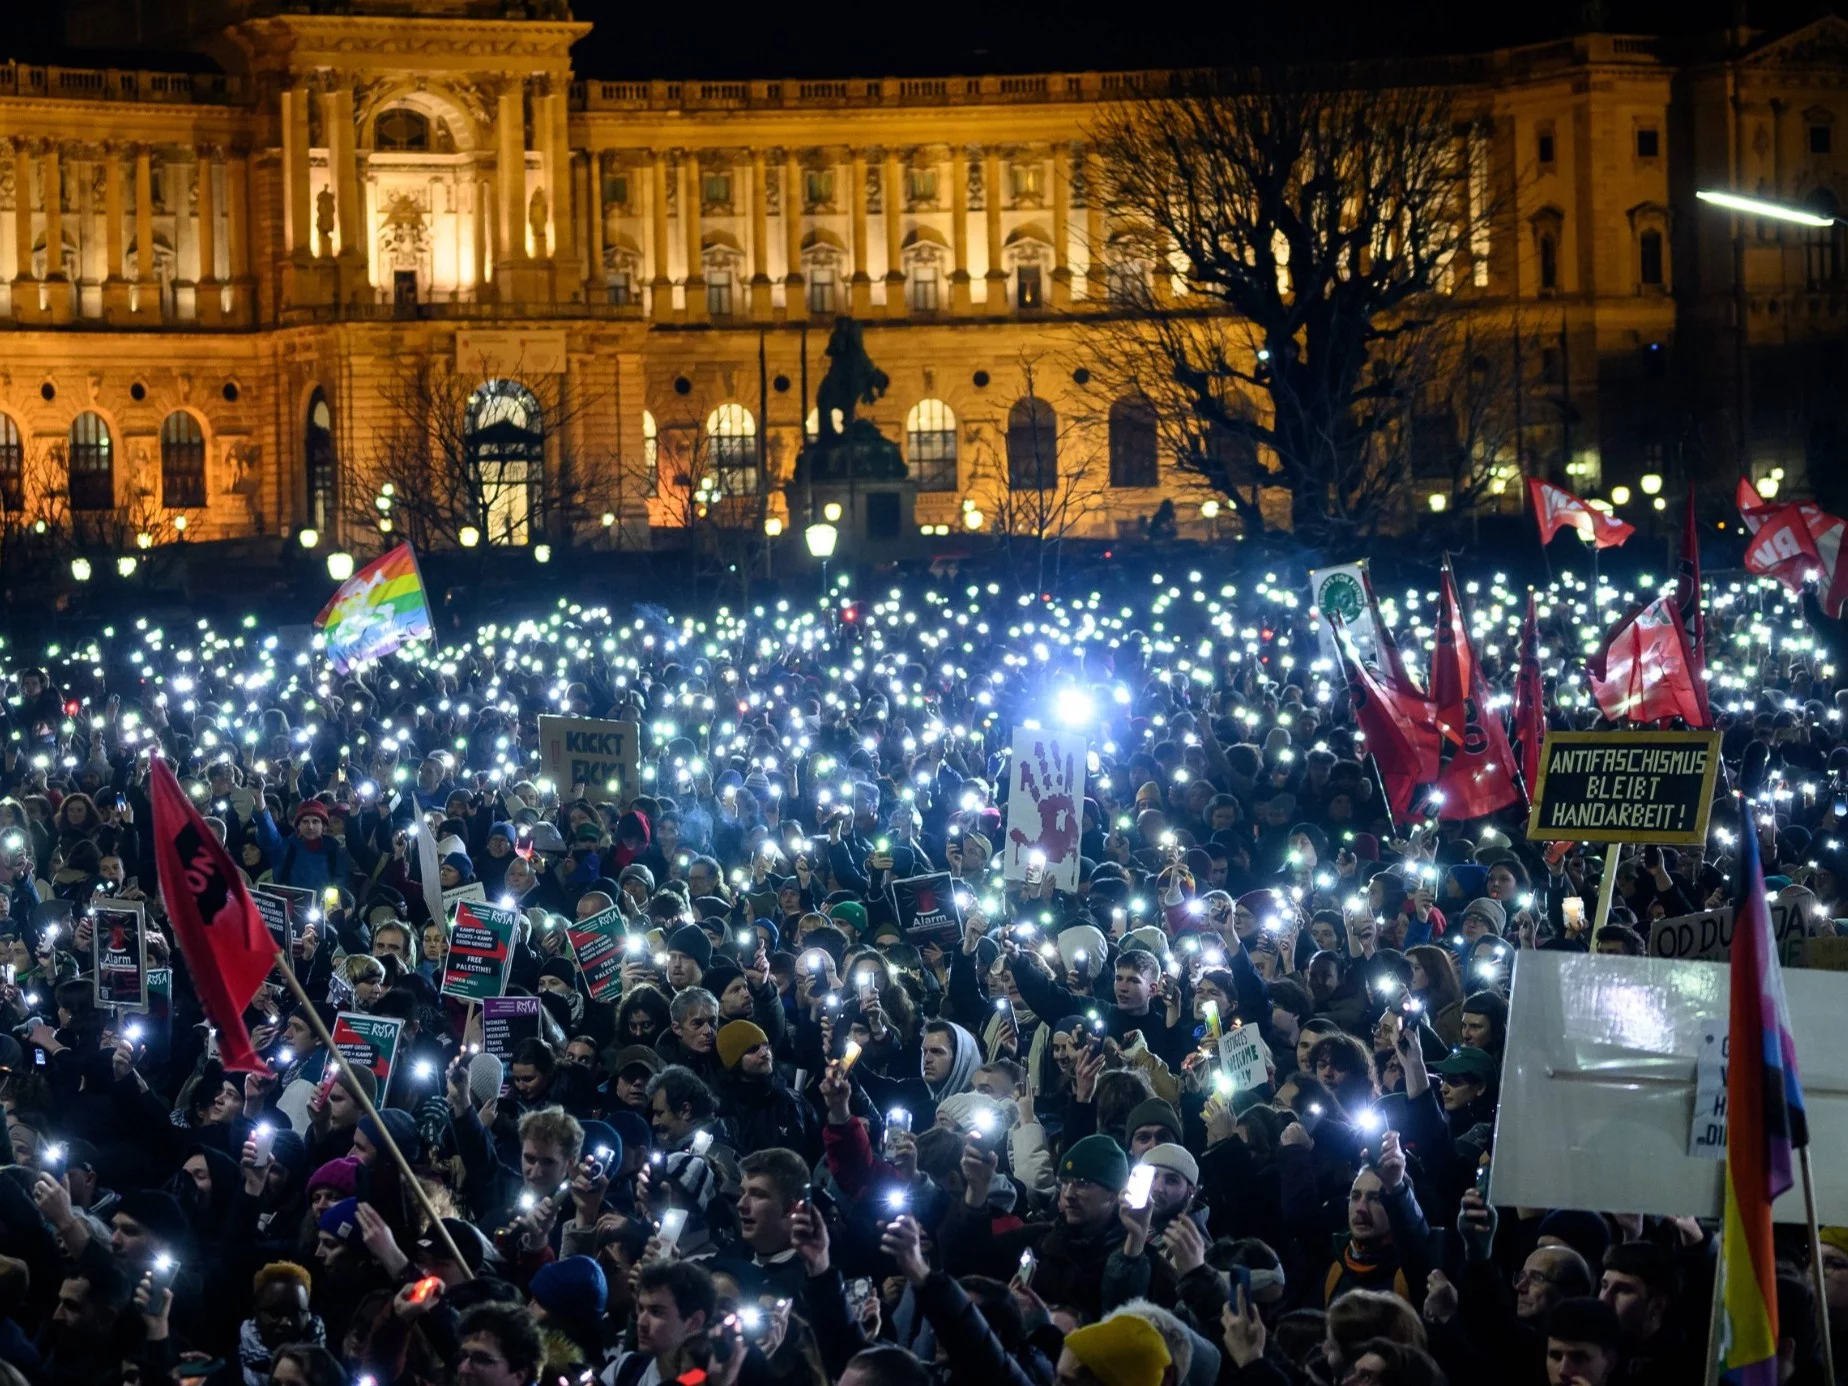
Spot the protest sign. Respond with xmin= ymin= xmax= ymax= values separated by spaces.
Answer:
xmin=143 ymin=967 xmax=172 ymax=1045
xmin=1688 ymin=1020 xmax=1727 ymax=1161
xmin=252 ymin=889 xmax=295 ymax=953
xmin=332 ymin=1012 xmax=405 ymax=1088
xmin=1217 ymin=1024 xmax=1269 ymax=1093
xmin=482 ymin=996 xmax=541 ymax=1090
xmin=889 ymin=873 xmax=965 ymax=950
xmin=538 ymin=715 xmax=640 ymax=800
xmin=1648 ymin=899 xmax=1806 ymax=968
xmin=91 ymin=900 xmax=147 ymax=1009
xmin=442 ymin=882 xmax=486 ymax=912
xmin=1802 ymin=935 xmax=1848 ymax=971
xmin=440 ymin=900 xmax=517 ymax=1001
xmin=1526 ymin=729 xmax=1723 ymax=845
xmin=567 ymin=904 xmax=628 ymax=1003
xmin=1308 ymin=562 xmax=1384 ymax=669
xmin=1003 ymin=728 xmax=1084 ymax=893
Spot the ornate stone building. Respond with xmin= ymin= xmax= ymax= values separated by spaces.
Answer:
xmin=0 ymin=2 xmax=1842 ymax=551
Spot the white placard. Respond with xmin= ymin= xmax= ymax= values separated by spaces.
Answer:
xmin=1492 ymin=951 xmax=1848 ymax=1222
xmin=1689 ymin=1019 xmax=1727 ymax=1161
xmin=1217 ymin=1025 xmax=1268 ymax=1093
xmin=1308 ymin=562 xmax=1382 ymax=668
xmin=1002 ymin=728 xmax=1085 ymax=894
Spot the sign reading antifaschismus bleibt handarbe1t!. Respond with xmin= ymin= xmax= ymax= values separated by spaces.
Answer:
xmin=1525 ymin=729 xmax=1723 ymax=845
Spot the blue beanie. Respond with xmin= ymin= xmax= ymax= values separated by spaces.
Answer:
xmin=751 ymin=917 xmax=780 ymax=952
xmin=532 ymin=1254 xmax=608 ymax=1321
xmin=488 ymin=822 xmax=517 ymax=846
xmin=318 ymin=1197 xmax=362 ymax=1244
xmin=441 ymin=852 xmax=474 ymax=881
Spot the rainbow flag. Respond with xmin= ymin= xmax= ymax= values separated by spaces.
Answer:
xmin=313 ymin=543 xmax=434 ymax=673
xmin=1719 ymin=798 xmax=1808 ymax=1385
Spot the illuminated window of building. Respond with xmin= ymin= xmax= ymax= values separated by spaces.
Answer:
xmin=805 ymin=407 xmax=846 ymax=441
xmin=909 ymin=263 xmax=940 ymax=311
xmin=1639 ymin=229 xmax=1664 ymax=287
xmin=605 ymin=242 xmax=642 ymax=306
xmin=1635 ymin=127 xmax=1660 ymax=160
xmin=67 ymin=412 xmax=114 ymax=512
xmin=306 ymin=391 xmax=336 ymax=534
xmin=804 ymin=169 xmax=835 ymax=209
xmin=1016 ymin=264 xmax=1044 ymax=309
xmin=705 ymin=404 xmax=757 ymax=494
xmin=466 ymin=380 xmax=544 ymax=545
xmin=608 ymin=267 xmax=634 ymax=305
xmin=160 ymin=411 xmax=206 ymax=509
xmin=602 ymin=171 xmax=630 ymax=209
xmin=0 ymin=415 xmax=21 ymax=511
xmin=1006 ymin=396 xmax=1057 ymax=490
xmin=807 ymin=261 xmax=839 ymax=313
xmin=905 ymin=399 xmax=957 ymax=491
xmin=1108 ymin=396 xmax=1159 ymax=488
xmin=702 ymin=171 xmax=732 ymax=208
xmin=707 ymin=268 xmax=733 ymax=316
xmin=374 ymin=107 xmax=431 ymax=152
xmin=907 ymin=168 xmax=939 ymax=206
xmin=1010 ymin=161 xmax=1044 ymax=203
xmin=642 ymin=409 xmax=658 ymax=497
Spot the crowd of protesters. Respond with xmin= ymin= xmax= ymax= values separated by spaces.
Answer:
xmin=0 ymin=558 xmax=1839 ymax=1386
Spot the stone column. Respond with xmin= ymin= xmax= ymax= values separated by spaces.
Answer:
xmin=585 ymin=153 xmax=605 ymax=297
xmin=497 ymin=89 xmax=525 ymax=263
xmin=749 ymin=149 xmax=771 ymax=319
xmin=1051 ymin=145 xmax=1071 ymax=307
xmin=649 ymin=152 xmax=672 ymax=317
xmin=883 ymin=150 xmax=905 ymax=317
xmin=281 ymin=85 xmax=312 ymax=255
xmin=782 ymin=150 xmax=804 ymax=310
xmin=102 ymin=144 xmax=126 ymax=294
xmin=949 ymin=146 xmax=970 ymax=312
xmin=133 ymin=144 xmax=155 ymax=306
xmin=547 ymin=88 xmax=575 ymax=278
xmin=226 ymin=149 xmax=251 ymax=321
xmin=40 ymin=145 xmax=64 ymax=281
xmin=1084 ymin=150 xmax=1106 ymax=301
xmin=682 ymin=149 xmax=706 ymax=321
xmin=196 ymin=148 xmax=219 ymax=323
xmin=983 ymin=147 xmax=1007 ymax=314
xmin=848 ymin=148 xmax=871 ymax=313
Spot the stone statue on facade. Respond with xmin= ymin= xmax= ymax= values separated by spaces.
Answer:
xmin=793 ymin=316 xmax=905 ymax=483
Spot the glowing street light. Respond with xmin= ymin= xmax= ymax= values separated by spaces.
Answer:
xmin=326 ymin=551 xmax=355 ymax=582
xmin=1757 ymin=476 xmax=1781 ymax=499
xmin=1611 ymin=485 xmax=1632 ymax=506
xmin=1640 ymin=473 xmax=1663 ymax=496
xmin=116 ymin=555 xmax=137 ymax=578
xmin=805 ymin=523 xmax=839 ymax=559
xmin=70 ymin=557 xmax=92 ymax=582
xmin=459 ymin=526 xmax=481 ymax=548
xmin=1428 ymin=493 xmax=1448 ymax=513
xmin=823 ymin=502 xmax=843 ymax=523
xmin=764 ymin=516 xmax=784 ymax=537
xmin=298 ymin=528 xmax=320 ymax=549
xmin=534 ymin=543 xmax=552 ymax=564
xmin=964 ymin=509 xmax=985 ymax=530
xmin=1696 ymin=189 xmax=1841 ymax=227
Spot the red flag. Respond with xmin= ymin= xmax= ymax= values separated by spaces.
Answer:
xmin=1511 ymin=592 xmax=1545 ymax=803
xmin=1586 ymin=596 xmax=1710 ymax=728
xmin=1743 ymin=502 xmax=1825 ymax=595
xmin=1336 ymin=622 xmax=1439 ymax=819
xmin=1430 ymin=641 xmax=1523 ymax=822
xmin=1738 ymin=482 xmax=1848 ymax=618
xmin=1430 ymin=560 xmax=1473 ymax=749
xmin=1365 ymin=582 xmax=1422 ymax=700
xmin=1527 ymin=477 xmax=1635 ymax=549
xmin=148 ymin=757 xmax=276 ymax=1073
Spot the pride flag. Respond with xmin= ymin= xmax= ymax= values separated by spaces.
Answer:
xmin=314 ymin=543 xmax=434 ymax=673
xmin=1719 ymin=798 xmax=1808 ymax=1385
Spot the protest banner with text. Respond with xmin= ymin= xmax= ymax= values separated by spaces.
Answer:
xmin=538 ymin=716 xmax=640 ymax=801
xmin=440 ymin=900 xmax=517 ymax=1002
xmin=1526 ymin=730 xmax=1722 ymax=846
xmin=566 ymin=904 xmax=628 ymax=1003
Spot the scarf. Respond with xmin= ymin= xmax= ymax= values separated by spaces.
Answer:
xmin=239 ymin=1313 xmax=325 ymax=1386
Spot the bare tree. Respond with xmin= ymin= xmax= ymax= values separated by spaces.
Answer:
xmin=349 ymin=356 xmax=628 ymax=552
xmin=1087 ymin=65 xmax=1493 ymax=542
xmin=0 ymin=439 xmax=194 ymax=583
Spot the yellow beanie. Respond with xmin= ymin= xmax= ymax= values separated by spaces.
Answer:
xmin=716 ymin=1020 xmax=768 ymax=1070
xmin=1821 ymin=1227 xmax=1848 ymax=1257
xmin=1063 ymin=1314 xmax=1171 ymax=1386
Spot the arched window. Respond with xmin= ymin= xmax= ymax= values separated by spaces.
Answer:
xmin=642 ymin=409 xmax=659 ymax=497
xmin=374 ymin=108 xmax=431 ymax=152
xmin=466 ymin=380 xmax=544 ymax=545
xmin=705 ymin=404 xmax=757 ymax=494
xmin=1006 ymin=397 xmax=1057 ymax=490
xmin=306 ymin=391 xmax=336 ymax=535
xmin=1108 ymin=396 xmax=1159 ymax=488
xmin=905 ymin=399 xmax=958 ymax=491
xmin=805 ymin=407 xmax=846 ymax=441
xmin=67 ymin=412 xmax=114 ymax=512
xmin=0 ymin=415 xmax=20 ymax=512
xmin=1638 ymin=229 xmax=1664 ymax=288
xmin=160 ymin=412 xmax=207 ymax=509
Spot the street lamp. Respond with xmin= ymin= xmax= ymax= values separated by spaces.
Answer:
xmin=764 ymin=516 xmax=784 ymax=537
xmin=1428 ymin=493 xmax=1448 ymax=513
xmin=116 ymin=555 xmax=137 ymax=578
xmin=1611 ymin=485 xmax=1632 ymax=506
xmin=805 ymin=522 xmax=838 ymax=559
xmin=298 ymin=527 xmax=319 ymax=549
xmin=533 ymin=543 xmax=552 ymax=564
xmin=1696 ymin=189 xmax=1842 ymax=227
xmin=823 ymin=501 xmax=843 ymax=523
xmin=70 ymin=557 xmax=92 ymax=582
xmin=459 ymin=526 xmax=481 ymax=548
xmin=964 ymin=509 xmax=985 ymax=530
xmin=1640 ymin=473 xmax=1663 ymax=496
xmin=326 ymin=551 xmax=355 ymax=582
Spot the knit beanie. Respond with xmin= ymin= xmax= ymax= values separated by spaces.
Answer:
xmin=115 ymin=1189 xmax=189 ymax=1248
xmin=1462 ymin=897 xmax=1507 ymax=933
xmin=1124 ymin=1097 xmax=1183 ymax=1146
xmin=358 ymin=1109 xmax=424 ymax=1165
xmin=1140 ymin=1142 xmax=1200 ymax=1186
xmin=666 ymin=923 xmax=712 ymax=971
xmin=531 ymin=1254 xmax=608 ymax=1321
xmin=1058 ymin=1134 xmax=1130 ymax=1193
xmin=716 ymin=1020 xmax=768 ymax=1070
xmin=317 ymin=1197 xmax=363 ymax=1244
xmin=701 ymin=960 xmax=744 ymax=1001
xmin=307 ymin=1157 xmax=362 ymax=1200
xmin=828 ymin=901 xmax=869 ymax=937
xmin=1062 ymin=1313 xmax=1172 ymax=1386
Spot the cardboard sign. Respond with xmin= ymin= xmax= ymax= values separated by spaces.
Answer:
xmin=91 ymin=900 xmax=147 ymax=1010
xmin=1003 ymin=728 xmax=1085 ymax=892
xmin=1689 ymin=1019 xmax=1727 ymax=1161
xmin=482 ymin=995 xmax=542 ymax=1089
xmin=440 ymin=900 xmax=518 ymax=1002
xmin=332 ymin=1012 xmax=405 ymax=1088
xmin=1308 ymin=562 xmax=1384 ymax=669
xmin=143 ymin=967 xmax=172 ymax=1045
xmin=1802 ymin=935 xmax=1848 ymax=971
xmin=889 ymin=872 xmax=965 ymax=949
xmin=567 ymin=904 xmax=628 ymax=1003
xmin=1649 ymin=899 xmax=1806 ymax=968
xmin=1217 ymin=1023 xmax=1269 ymax=1093
xmin=252 ymin=889 xmax=295 ymax=953
xmin=442 ymin=882 xmax=487 ymax=911
xmin=538 ymin=715 xmax=641 ymax=800
xmin=1526 ymin=730 xmax=1723 ymax=845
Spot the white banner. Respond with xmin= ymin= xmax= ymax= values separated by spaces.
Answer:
xmin=1491 ymin=951 xmax=1848 ymax=1222
xmin=1648 ymin=899 xmax=1807 ymax=968
xmin=1308 ymin=562 xmax=1382 ymax=669
xmin=1002 ymin=728 xmax=1085 ymax=893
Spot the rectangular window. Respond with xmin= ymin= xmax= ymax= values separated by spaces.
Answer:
xmin=1016 ymin=264 xmax=1043 ymax=309
xmin=1639 ymin=230 xmax=1664 ymax=286
xmin=608 ymin=272 xmax=633 ymax=306
xmin=702 ymin=172 xmax=732 ymax=206
xmin=1537 ymin=129 xmax=1555 ymax=167
xmin=909 ymin=264 xmax=939 ymax=311
xmin=907 ymin=169 xmax=938 ymax=204
xmin=807 ymin=266 xmax=837 ymax=313
xmin=707 ymin=269 xmax=732 ymax=316
xmin=602 ymin=173 xmax=629 ymax=208
xmin=1539 ymin=234 xmax=1558 ymax=292
xmin=1107 ymin=262 xmax=1144 ymax=307
xmin=1635 ymin=127 xmax=1660 ymax=160
xmin=1812 ymin=124 xmax=1833 ymax=155
xmin=908 ymin=423 xmax=957 ymax=491
xmin=804 ymin=170 xmax=835 ymax=207
xmin=1010 ymin=163 xmax=1043 ymax=201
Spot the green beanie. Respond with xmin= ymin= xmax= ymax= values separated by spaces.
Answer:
xmin=829 ymin=901 xmax=870 ymax=937
xmin=1058 ymin=1134 xmax=1130 ymax=1193
xmin=1124 ymin=1097 xmax=1183 ymax=1146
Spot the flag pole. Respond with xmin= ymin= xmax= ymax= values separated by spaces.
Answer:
xmin=271 ymin=948 xmax=475 ymax=1280
xmin=1802 ymin=1144 xmax=1839 ymax=1386
xmin=1590 ymin=843 xmax=1623 ymax=933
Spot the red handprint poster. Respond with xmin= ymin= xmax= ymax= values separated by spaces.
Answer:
xmin=1003 ymin=729 xmax=1085 ymax=893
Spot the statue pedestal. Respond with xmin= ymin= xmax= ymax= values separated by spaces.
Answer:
xmin=783 ymin=477 xmax=923 ymax=565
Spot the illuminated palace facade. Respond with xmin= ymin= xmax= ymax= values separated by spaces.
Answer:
xmin=1 ymin=2 xmax=1845 ymax=549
